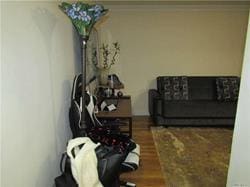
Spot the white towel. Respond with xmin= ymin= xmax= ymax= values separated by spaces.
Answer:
xmin=67 ymin=137 xmax=103 ymax=187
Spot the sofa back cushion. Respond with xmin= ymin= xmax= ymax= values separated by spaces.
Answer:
xmin=157 ymin=76 xmax=188 ymax=100
xmin=157 ymin=76 xmax=240 ymax=101
xmin=188 ymin=77 xmax=217 ymax=100
xmin=216 ymin=77 xmax=240 ymax=101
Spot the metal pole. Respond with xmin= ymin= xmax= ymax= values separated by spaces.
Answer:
xmin=80 ymin=36 xmax=88 ymax=133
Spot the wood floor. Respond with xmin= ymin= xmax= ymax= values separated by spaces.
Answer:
xmin=120 ymin=116 xmax=166 ymax=187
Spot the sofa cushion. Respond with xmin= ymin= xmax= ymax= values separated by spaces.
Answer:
xmin=157 ymin=76 xmax=188 ymax=100
xmin=162 ymin=100 xmax=237 ymax=118
xmin=188 ymin=77 xmax=217 ymax=100
xmin=216 ymin=77 xmax=240 ymax=101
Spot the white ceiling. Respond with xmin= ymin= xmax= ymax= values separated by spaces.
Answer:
xmin=88 ymin=0 xmax=250 ymax=10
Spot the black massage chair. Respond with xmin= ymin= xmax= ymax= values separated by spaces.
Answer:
xmin=68 ymin=74 xmax=140 ymax=187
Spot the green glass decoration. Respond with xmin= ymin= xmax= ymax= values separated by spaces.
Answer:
xmin=59 ymin=2 xmax=108 ymax=38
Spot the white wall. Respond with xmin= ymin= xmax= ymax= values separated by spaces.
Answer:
xmin=1 ymin=2 xmax=81 ymax=187
xmin=227 ymin=12 xmax=250 ymax=187
xmin=99 ymin=7 xmax=248 ymax=115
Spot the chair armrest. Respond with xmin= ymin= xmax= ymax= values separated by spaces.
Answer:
xmin=148 ymin=89 xmax=160 ymax=116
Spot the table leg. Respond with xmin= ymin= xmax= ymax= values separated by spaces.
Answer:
xmin=129 ymin=117 xmax=132 ymax=138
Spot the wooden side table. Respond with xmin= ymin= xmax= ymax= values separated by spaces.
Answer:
xmin=96 ymin=96 xmax=133 ymax=138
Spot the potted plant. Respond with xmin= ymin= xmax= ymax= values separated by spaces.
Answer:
xmin=93 ymin=42 xmax=120 ymax=85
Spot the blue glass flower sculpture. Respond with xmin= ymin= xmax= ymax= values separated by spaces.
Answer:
xmin=59 ymin=2 xmax=108 ymax=38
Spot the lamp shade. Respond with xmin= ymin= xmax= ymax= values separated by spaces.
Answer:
xmin=59 ymin=2 xmax=108 ymax=38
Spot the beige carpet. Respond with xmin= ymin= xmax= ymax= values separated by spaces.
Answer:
xmin=151 ymin=127 xmax=233 ymax=187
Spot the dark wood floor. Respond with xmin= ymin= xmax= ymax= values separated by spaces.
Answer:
xmin=120 ymin=116 xmax=166 ymax=187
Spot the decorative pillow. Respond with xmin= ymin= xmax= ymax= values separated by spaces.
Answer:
xmin=159 ymin=76 xmax=188 ymax=100
xmin=216 ymin=77 xmax=240 ymax=101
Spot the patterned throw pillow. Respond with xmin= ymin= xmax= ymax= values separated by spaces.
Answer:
xmin=216 ymin=77 xmax=240 ymax=101
xmin=159 ymin=76 xmax=188 ymax=100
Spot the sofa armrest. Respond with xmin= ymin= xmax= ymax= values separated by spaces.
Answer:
xmin=148 ymin=89 xmax=160 ymax=116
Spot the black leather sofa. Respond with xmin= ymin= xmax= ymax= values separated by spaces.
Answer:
xmin=148 ymin=76 xmax=240 ymax=126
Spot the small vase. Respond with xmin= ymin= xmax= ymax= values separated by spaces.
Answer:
xmin=99 ymin=68 xmax=109 ymax=86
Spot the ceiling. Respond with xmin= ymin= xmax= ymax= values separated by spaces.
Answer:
xmin=93 ymin=0 xmax=250 ymax=4
xmin=89 ymin=0 xmax=250 ymax=9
